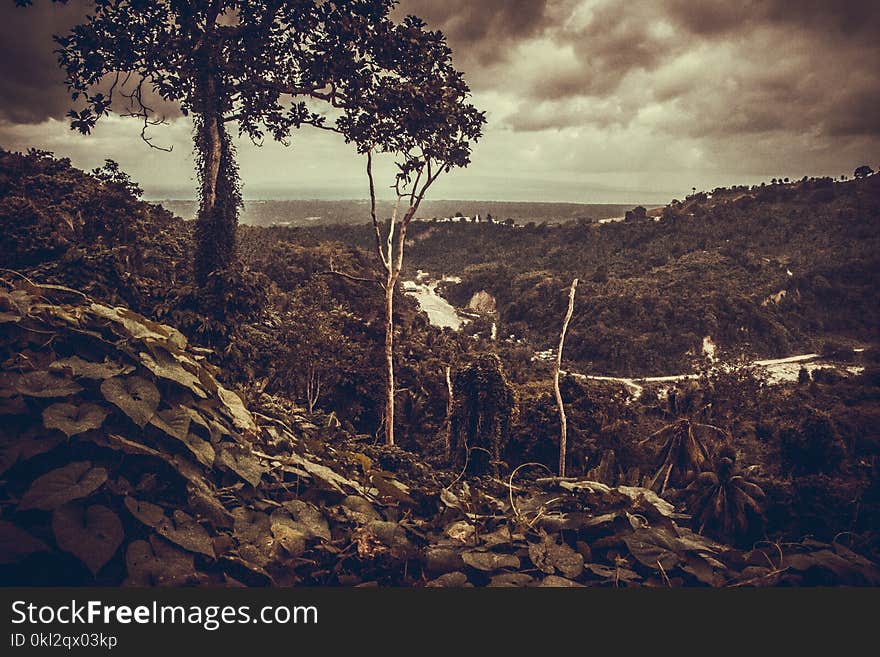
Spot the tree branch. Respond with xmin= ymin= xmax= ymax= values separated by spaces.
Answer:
xmin=317 ymin=270 xmax=381 ymax=285
xmin=367 ymin=151 xmax=390 ymax=273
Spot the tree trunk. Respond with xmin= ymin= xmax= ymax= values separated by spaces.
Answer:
xmin=305 ymin=366 xmax=320 ymax=414
xmin=555 ymin=278 xmax=578 ymax=477
xmin=193 ymin=65 xmax=239 ymax=292
xmin=444 ymin=365 xmax=454 ymax=459
xmin=384 ymin=273 xmax=396 ymax=446
xmin=200 ymin=77 xmax=221 ymax=213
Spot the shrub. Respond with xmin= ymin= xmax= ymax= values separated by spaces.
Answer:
xmin=779 ymin=409 xmax=846 ymax=475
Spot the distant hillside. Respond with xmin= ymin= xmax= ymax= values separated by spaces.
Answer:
xmin=158 ymin=198 xmax=643 ymax=226
xmin=263 ymin=174 xmax=880 ymax=377
xmin=413 ymin=175 xmax=880 ymax=376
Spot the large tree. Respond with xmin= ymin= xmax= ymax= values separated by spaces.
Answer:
xmin=27 ymin=0 xmax=476 ymax=304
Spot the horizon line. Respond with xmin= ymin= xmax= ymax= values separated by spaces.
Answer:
xmin=146 ymin=197 xmax=663 ymax=206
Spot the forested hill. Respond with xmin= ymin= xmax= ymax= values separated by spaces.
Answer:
xmin=288 ymin=174 xmax=880 ymax=377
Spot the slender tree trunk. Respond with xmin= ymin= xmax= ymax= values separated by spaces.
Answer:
xmin=366 ymin=148 xmax=434 ymax=448
xmin=305 ymin=366 xmax=320 ymax=414
xmin=555 ymin=278 xmax=579 ymax=477
xmin=444 ymin=365 xmax=454 ymax=459
xmin=384 ymin=272 xmax=396 ymax=446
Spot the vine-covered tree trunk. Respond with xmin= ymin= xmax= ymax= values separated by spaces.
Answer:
xmin=449 ymin=354 xmax=516 ymax=475
xmin=193 ymin=63 xmax=240 ymax=294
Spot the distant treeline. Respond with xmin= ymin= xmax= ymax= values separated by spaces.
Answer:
xmin=158 ymin=198 xmax=640 ymax=226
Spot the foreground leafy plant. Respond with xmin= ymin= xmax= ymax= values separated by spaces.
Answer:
xmin=685 ymin=446 xmax=766 ymax=544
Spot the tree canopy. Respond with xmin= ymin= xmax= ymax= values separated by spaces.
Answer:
xmin=27 ymin=0 xmax=484 ymax=303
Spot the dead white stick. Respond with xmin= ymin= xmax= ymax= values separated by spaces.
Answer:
xmin=555 ymin=278 xmax=578 ymax=477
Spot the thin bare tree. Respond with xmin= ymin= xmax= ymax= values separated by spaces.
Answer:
xmin=367 ymin=152 xmax=445 ymax=446
xmin=340 ymin=22 xmax=484 ymax=446
xmin=555 ymin=278 xmax=579 ymax=477
xmin=444 ymin=364 xmax=454 ymax=458
xmin=304 ymin=365 xmax=321 ymax=414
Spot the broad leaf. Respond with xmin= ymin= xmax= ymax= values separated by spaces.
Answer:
xmin=216 ymin=386 xmax=256 ymax=432
xmin=19 ymin=461 xmax=108 ymax=511
xmin=90 ymin=304 xmax=187 ymax=350
xmin=186 ymin=481 xmax=233 ymax=529
xmin=101 ymin=375 xmax=159 ymax=427
xmin=149 ymin=406 xmax=191 ymax=441
xmin=426 ymin=572 xmax=470 ymax=588
xmin=150 ymin=406 xmax=215 ymax=468
xmin=528 ymin=534 xmax=585 ymax=578
xmin=623 ymin=527 xmax=682 ymax=571
xmin=179 ymin=433 xmax=215 ymax=468
xmin=271 ymin=523 xmax=307 ymax=557
xmin=0 ymin=371 xmax=19 ymax=398
xmin=151 ymin=407 xmax=216 ymax=468
xmin=52 ymin=503 xmax=123 ymax=575
xmin=461 ymin=551 xmax=520 ymax=571
xmin=539 ymin=575 xmax=585 ymax=587
xmin=218 ymin=445 xmax=266 ymax=488
xmin=124 ymin=535 xmax=198 ymax=586
xmin=50 ymin=356 xmax=133 ymax=380
xmin=139 ymin=350 xmax=206 ymax=398
xmin=277 ymin=501 xmax=331 ymax=541
xmin=124 ymin=497 xmax=214 ymax=557
xmin=0 ymin=395 xmax=28 ymax=414
xmin=1 ymin=432 xmax=65 ymax=475
xmin=286 ymin=452 xmax=355 ymax=493
xmin=0 ymin=521 xmax=50 ymax=564
xmin=583 ymin=562 xmax=641 ymax=583
xmin=232 ymin=507 xmax=274 ymax=568
xmin=43 ymin=402 xmax=109 ymax=437
xmin=488 ymin=573 xmax=534 ymax=587
xmin=15 ymin=371 xmax=82 ymax=398
xmin=681 ymin=554 xmax=727 ymax=587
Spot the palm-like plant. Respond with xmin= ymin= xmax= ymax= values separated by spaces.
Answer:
xmin=644 ymin=383 xmax=724 ymax=494
xmin=685 ymin=446 xmax=766 ymax=543
xmin=646 ymin=418 xmax=716 ymax=493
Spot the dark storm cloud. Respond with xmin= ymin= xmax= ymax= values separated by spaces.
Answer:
xmin=665 ymin=0 xmax=880 ymax=41
xmin=825 ymin=84 xmax=880 ymax=137
xmin=455 ymin=0 xmax=880 ymax=144
xmin=0 ymin=0 xmax=179 ymax=127
xmin=0 ymin=0 xmax=88 ymax=123
xmin=0 ymin=0 xmax=877 ymax=202
xmin=398 ymin=0 xmax=558 ymax=66
xmin=530 ymin=2 xmax=684 ymax=100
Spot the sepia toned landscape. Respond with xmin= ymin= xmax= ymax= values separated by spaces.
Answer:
xmin=1 ymin=1 xmax=879 ymax=588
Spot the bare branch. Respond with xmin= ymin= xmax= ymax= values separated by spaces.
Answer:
xmin=555 ymin=278 xmax=579 ymax=477
xmin=367 ymin=151 xmax=389 ymax=273
xmin=409 ymin=160 xmax=424 ymax=208
xmin=317 ymin=270 xmax=381 ymax=285
xmin=114 ymin=74 xmax=173 ymax=151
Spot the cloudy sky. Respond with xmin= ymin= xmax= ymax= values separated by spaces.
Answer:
xmin=1 ymin=0 xmax=878 ymax=204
